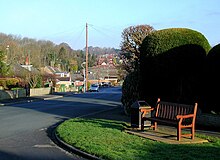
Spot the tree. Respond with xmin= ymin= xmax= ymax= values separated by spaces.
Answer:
xmin=88 ymin=53 xmax=97 ymax=67
xmin=26 ymin=73 xmax=42 ymax=88
xmin=0 ymin=50 xmax=10 ymax=77
xmin=120 ymin=24 xmax=155 ymax=73
xmin=69 ymin=59 xmax=78 ymax=72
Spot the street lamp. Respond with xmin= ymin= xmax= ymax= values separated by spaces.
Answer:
xmin=93 ymin=72 xmax=96 ymax=82
xmin=5 ymin=45 xmax=9 ymax=63
xmin=6 ymin=45 xmax=9 ymax=50
xmin=81 ymin=62 xmax=86 ymax=93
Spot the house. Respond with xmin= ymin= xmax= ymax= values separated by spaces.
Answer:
xmin=54 ymin=71 xmax=72 ymax=92
xmin=41 ymin=66 xmax=74 ymax=92
xmin=12 ymin=63 xmax=40 ymax=79
xmin=55 ymin=76 xmax=73 ymax=92
xmin=71 ymin=73 xmax=84 ymax=87
xmin=55 ymin=72 xmax=70 ymax=78
xmin=21 ymin=64 xmax=33 ymax=71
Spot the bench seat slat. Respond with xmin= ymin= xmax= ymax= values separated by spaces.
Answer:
xmin=143 ymin=117 xmax=177 ymax=125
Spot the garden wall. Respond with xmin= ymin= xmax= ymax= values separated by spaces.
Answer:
xmin=0 ymin=87 xmax=52 ymax=100
xmin=0 ymin=89 xmax=26 ymax=100
xmin=30 ymin=87 xmax=52 ymax=96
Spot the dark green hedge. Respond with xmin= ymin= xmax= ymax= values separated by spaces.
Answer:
xmin=206 ymin=43 xmax=220 ymax=113
xmin=139 ymin=28 xmax=211 ymax=107
xmin=207 ymin=43 xmax=220 ymax=58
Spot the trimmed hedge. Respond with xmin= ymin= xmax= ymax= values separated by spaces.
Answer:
xmin=140 ymin=28 xmax=211 ymax=57
xmin=208 ymin=43 xmax=220 ymax=56
xmin=206 ymin=43 xmax=220 ymax=113
xmin=139 ymin=28 xmax=211 ymax=107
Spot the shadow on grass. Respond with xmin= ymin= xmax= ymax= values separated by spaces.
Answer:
xmin=141 ymin=142 xmax=220 ymax=160
xmin=69 ymin=118 xmax=129 ymax=131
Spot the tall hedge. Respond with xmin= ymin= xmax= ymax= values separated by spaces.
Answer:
xmin=140 ymin=28 xmax=211 ymax=57
xmin=139 ymin=28 xmax=211 ymax=107
xmin=206 ymin=43 xmax=220 ymax=113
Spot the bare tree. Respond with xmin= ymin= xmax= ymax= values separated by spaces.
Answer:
xmin=25 ymin=73 xmax=42 ymax=88
xmin=120 ymin=24 xmax=155 ymax=72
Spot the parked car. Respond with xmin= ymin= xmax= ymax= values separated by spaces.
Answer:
xmin=102 ymin=82 xmax=111 ymax=87
xmin=89 ymin=83 xmax=99 ymax=92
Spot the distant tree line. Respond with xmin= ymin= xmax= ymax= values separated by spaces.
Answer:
xmin=88 ymin=46 xmax=119 ymax=55
xmin=0 ymin=33 xmax=119 ymax=74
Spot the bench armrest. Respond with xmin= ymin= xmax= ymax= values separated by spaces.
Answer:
xmin=140 ymin=108 xmax=154 ymax=118
xmin=176 ymin=114 xmax=194 ymax=119
xmin=176 ymin=114 xmax=195 ymax=125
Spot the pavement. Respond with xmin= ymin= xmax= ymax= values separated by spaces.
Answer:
xmin=0 ymin=93 xmax=65 ymax=106
xmin=1 ymin=93 xmax=220 ymax=159
xmin=125 ymin=127 xmax=209 ymax=144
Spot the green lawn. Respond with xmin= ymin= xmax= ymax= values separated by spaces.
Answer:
xmin=56 ymin=118 xmax=220 ymax=160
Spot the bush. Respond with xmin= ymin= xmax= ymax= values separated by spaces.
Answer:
xmin=29 ymin=74 xmax=43 ymax=88
xmin=0 ymin=79 xmax=7 ymax=89
xmin=0 ymin=78 xmax=20 ymax=90
xmin=139 ymin=28 xmax=211 ymax=106
xmin=35 ymin=75 xmax=42 ymax=88
xmin=206 ymin=43 xmax=220 ymax=113
xmin=121 ymin=70 xmax=140 ymax=115
xmin=11 ymin=87 xmax=23 ymax=91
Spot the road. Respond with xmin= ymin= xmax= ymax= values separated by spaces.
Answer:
xmin=0 ymin=87 xmax=122 ymax=160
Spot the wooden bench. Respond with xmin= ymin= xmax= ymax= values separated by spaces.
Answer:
xmin=140 ymin=98 xmax=198 ymax=141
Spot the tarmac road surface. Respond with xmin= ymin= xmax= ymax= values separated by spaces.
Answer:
xmin=0 ymin=87 xmax=122 ymax=160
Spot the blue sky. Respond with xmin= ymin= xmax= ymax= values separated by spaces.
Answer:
xmin=0 ymin=0 xmax=219 ymax=49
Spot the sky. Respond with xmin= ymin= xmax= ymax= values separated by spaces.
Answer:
xmin=0 ymin=0 xmax=220 ymax=50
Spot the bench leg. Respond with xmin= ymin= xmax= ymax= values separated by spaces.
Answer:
xmin=153 ymin=122 xmax=157 ymax=130
xmin=141 ymin=119 xmax=144 ymax=131
xmin=177 ymin=125 xmax=181 ymax=141
xmin=191 ymin=126 xmax=195 ymax=140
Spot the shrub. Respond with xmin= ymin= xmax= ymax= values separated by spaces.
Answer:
xmin=11 ymin=87 xmax=23 ymax=91
xmin=35 ymin=75 xmax=42 ymax=88
xmin=0 ymin=79 xmax=7 ymax=89
xmin=0 ymin=78 xmax=20 ymax=90
xmin=29 ymin=74 xmax=43 ymax=88
xmin=121 ymin=70 xmax=140 ymax=115
xmin=139 ymin=28 xmax=211 ymax=106
xmin=6 ymin=78 xmax=20 ymax=86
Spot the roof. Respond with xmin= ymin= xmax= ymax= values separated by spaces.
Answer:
xmin=11 ymin=63 xmax=40 ymax=77
xmin=71 ymin=73 xmax=84 ymax=81
xmin=56 ymin=77 xmax=71 ymax=82
xmin=42 ymin=66 xmax=62 ymax=75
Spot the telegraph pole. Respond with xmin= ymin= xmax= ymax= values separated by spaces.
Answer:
xmin=85 ymin=23 xmax=89 ymax=91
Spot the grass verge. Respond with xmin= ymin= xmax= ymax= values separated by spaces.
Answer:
xmin=56 ymin=118 xmax=220 ymax=160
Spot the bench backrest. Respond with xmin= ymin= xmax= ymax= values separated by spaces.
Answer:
xmin=155 ymin=98 xmax=197 ymax=121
